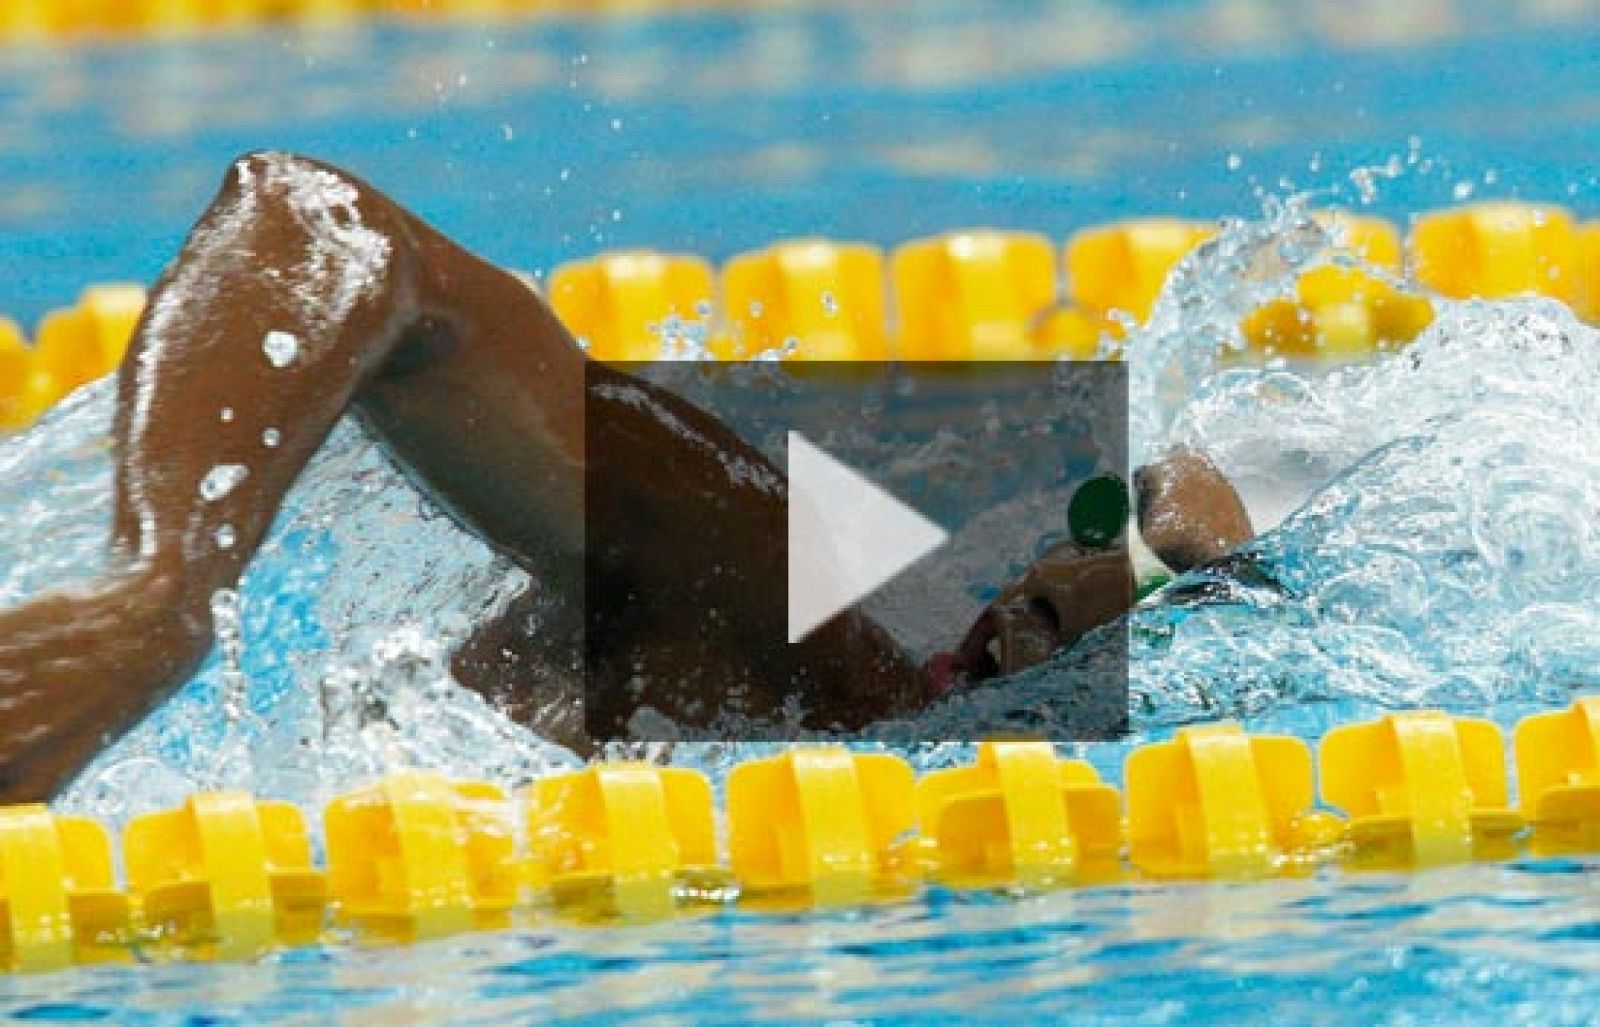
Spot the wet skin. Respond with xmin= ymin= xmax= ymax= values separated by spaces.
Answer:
xmin=0 ymin=153 xmax=1253 ymax=801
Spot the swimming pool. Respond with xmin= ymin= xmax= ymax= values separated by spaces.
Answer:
xmin=7 ymin=0 xmax=1600 ymax=329
xmin=8 ymin=0 xmax=1600 ymax=1022
xmin=6 ymin=858 xmax=1600 ymax=1024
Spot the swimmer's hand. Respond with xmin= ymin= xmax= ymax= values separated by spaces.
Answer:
xmin=932 ymin=447 xmax=1253 ymax=690
xmin=1134 ymin=446 xmax=1255 ymax=574
xmin=0 ymin=567 xmax=210 ymax=802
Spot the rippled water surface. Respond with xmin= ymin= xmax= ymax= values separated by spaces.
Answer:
xmin=8 ymin=861 xmax=1600 ymax=1025
xmin=8 ymin=0 xmax=1600 ymax=1022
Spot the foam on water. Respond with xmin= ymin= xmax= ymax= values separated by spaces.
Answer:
xmin=1132 ymin=296 xmax=1600 ymax=726
xmin=887 ymin=211 xmax=1600 ymax=771
xmin=2 ymin=194 xmax=1598 ymax=820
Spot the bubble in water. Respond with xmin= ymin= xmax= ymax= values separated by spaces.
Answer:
xmin=262 ymin=428 xmax=281 ymax=448
xmin=220 ymin=407 xmax=234 ymax=423
xmin=1453 ymin=180 xmax=1476 ymax=201
xmin=1226 ymin=153 xmax=1243 ymax=171
xmin=210 ymin=589 xmax=245 ymax=704
xmin=199 ymin=463 xmax=249 ymax=502
xmin=210 ymin=587 xmax=240 ymax=636
xmin=263 ymin=330 xmax=300 ymax=368
xmin=215 ymin=524 xmax=237 ymax=550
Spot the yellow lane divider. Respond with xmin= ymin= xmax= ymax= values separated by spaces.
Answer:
xmin=728 ymin=748 xmax=915 ymax=904
xmin=1321 ymin=711 xmax=1523 ymax=868
xmin=1 ymin=0 xmax=759 ymax=42
xmin=0 ymin=808 xmax=126 ymax=972
xmin=325 ymin=773 xmax=518 ymax=939
xmin=6 ymin=202 xmax=1600 ymax=434
xmin=915 ymin=740 xmax=1120 ymax=888
xmin=1 ymin=284 xmax=144 ymax=432
xmin=3 ymin=703 xmax=1600 ymax=972
xmin=1412 ymin=202 xmax=1579 ymax=308
xmin=124 ymin=792 xmax=326 ymax=958
xmin=891 ymin=229 xmax=1059 ymax=361
xmin=1242 ymin=212 xmax=1436 ymax=359
xmin=1515 ymin=696 xmax=1600 ymax=856
xmin=548 ymin=251 xmax=715 ymax=362
xmin=724 ymin=239 xmax=891 ymax=361
xmin=1126 ymin=722 xmax=1341 ymax=879
xmin=525 ymin=762 xmax=716 ymax=920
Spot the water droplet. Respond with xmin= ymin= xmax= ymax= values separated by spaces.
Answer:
xmin=1349 ymin=167 xmax=1379 ymax=205
xmin=262 ymin=428 xmax=281 ymax=448
xmin=210 ymin=587 xmax=239 ymax=620
xmin=1452 ymin=180 xmax=1475 ymax=201
xmin=821 ymin=292 xmax=839 ymax=316
xmin=199 ymin=463 xmax=249 ymax=502
xmin=219 ymin=407 xmax=234 ymax=422
xmin=1225 ymin=153 xmax=1243 ymax=171
xmin=500 ymin=123 xmax=514 ymax=141
xmin=263 ymin=330 xmax=300 ymax=368
xmin=611 ymin=209 xmax=623 ymax=222
xmin=215 ymin=524 xmax=237 ymax=550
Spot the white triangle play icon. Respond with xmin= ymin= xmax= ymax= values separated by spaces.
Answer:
xmin=787 ymin=431 xmax=950 ymax=644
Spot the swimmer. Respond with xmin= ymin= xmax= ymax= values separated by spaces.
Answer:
xmin=939 ymin=450 xmax=1254 ymax=685
xmin=0 ymin=153 xmax=1252 ymax=802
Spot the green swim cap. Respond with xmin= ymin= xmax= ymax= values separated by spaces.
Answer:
xmin=1068 ymin=473 xmax=1131 ymax=549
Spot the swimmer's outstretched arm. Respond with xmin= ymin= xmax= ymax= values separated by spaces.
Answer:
xmin=0 ymin=152 xmax=586 ymax=800
xmin=0 ymin=152 xmax=931 ymax=801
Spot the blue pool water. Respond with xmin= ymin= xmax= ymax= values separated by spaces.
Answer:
xmin=8 ymin=860 xmax=1600 ymax=1024
xmin=4 ymin=0 xmax=1600 ymax=327
xmin=8 ymin=1 xmax=1600 ymax=1023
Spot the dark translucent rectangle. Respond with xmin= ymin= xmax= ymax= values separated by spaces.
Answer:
xmin=583 ymin=360 xmax=1129 ymax=745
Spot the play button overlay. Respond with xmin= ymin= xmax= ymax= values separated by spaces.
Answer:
xmin=584 ymin=360 xmax=1129 ymax=746
xmin=787 ymin=431 xmax=950 ymax=644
